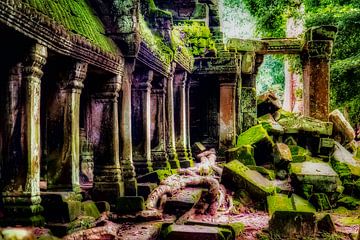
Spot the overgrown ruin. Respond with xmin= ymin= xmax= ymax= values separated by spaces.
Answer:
xmin=0 ymin=0 xmax=359 ymax=239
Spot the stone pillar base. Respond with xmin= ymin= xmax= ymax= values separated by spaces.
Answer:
xmin=176 ymin=147 xmax=193 ymax=168
xmin=151 ymin=151 xmax=170 ymax=170
xmin=93 ymin=167 xmax=124 ymax=204
xmin=133 ymin=157 xmax=153 ymax=176
xmin=1 ymin=193 xmax=44 ymax=227
xmin=123 ymin=178 xmax=138 ymax=196
xmin=167 ymin=147 xmax=180 ymax=169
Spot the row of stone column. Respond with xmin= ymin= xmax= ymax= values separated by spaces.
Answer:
xmin=129 ymin=63 xmax=193 ymax=176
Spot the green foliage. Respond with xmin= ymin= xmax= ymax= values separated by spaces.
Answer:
xmin=22 ymin=0 xmax=118 ymax=53
xmin=256 ymin=55 xmax=285 ymax=100
xmin=139 ymin=15 xmax=174 ymax=64
xmin=173 ymin=22 xmax=217 ymax=57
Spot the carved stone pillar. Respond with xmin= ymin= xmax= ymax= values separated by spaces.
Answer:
xmin=219 ymin=80 xmax=236 ymax=149
xmin=166 ymin=69 xmax=179 ymax=169
xmin=90 ymin=75 xmax=124 ymax=203
xmin=185 ymin=78 xmax=194 ymax=161
xmin=303 ymin=41 xmax=333 ymax=121
xmin=47 ymin=62 xmax=87 ymax=193
xmin=240 ymin=53 xmax=263 ymax=133
xmin=132 ymin=70 xmax=153 ymax=175
xmin=2 ymin=43 xmax=47 ymax=226
xmin=120 ymin=62 xmax=137 ymax=195
xmin=174 ymin=71 xmax=193 ymax=168
xmin=151 ymin=78 xmax=170 ymax=170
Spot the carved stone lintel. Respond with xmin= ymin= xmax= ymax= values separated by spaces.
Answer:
xmin=307 ymin=40 xmax=333 ymax=60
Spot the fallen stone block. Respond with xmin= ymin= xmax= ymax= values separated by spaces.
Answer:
xmin=138 ymin=182 xmax=158 ymax=200
xmin=185 ymin=221 xmax=244 ymax=239
xmin=248 ymin=165 xmax=275 ymax=180
xmin=289 ymin=145 xmax=311 ymax=163
xmin=317 ymin=214 xmax=336 ymax=234
xmin=194 ymin=142 xmax=206 ymax=152
xmin=81 ymin=200 xmax=100 ymax=219
xmin=258 ymin=114 xmax=284 ymax=134
xmin=225 ymin=145 xmax=256 ymax=165
xmin=276 ymin=110 xmax=333 ymax=136
xmin=318 ymin=138 xmax=335 ymax=156
xmin=267 ymin=194 xmax=316 ymax=239
xmin=329 ymin=109 xmax=355 ymax=144
xmin=95 ymin=201 xmax=110 ymax=213
xmin=290 ymin=162 xmax=340 ymax=195
xmin=257 ymin=91 xmax=282 ymax=117
xmin=164 ymin=188 xmax=203 ymax=216
xmin=236 ymin=125 xmax=274 ymax=164
xmin=117 ymin=221 xmax=163 ymax=240
xmin=221 ymin=160 xmax=276 ymax=199
xmin=273 ymin=143 xmax=292 ymax=167
xmin=163 ymin=224 xmax=227 ymax=240
xmin=309 ymin=193 xmax=332 ymax=211
xmin=115 ymin=196 xmax=145 ymax=214
xmin=337 ymin=196 xmax=360 ymax=210
xmin=332 ymin=141 xmax=360 ymax=179
xmin=137 ymin=169 xmax=176 ymax=184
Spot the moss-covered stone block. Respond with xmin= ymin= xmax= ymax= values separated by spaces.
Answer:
xmin=164 ymin=188 xmax=203 ymax=216
xmin=225 ymin=145 xmax=255 ymax=165
xmin=41 ymin=193 xmax=81 ymax=223
xmin=289 ymin=145 xmax=311 ymax=163
xmin=248 ymin=166 xmax=275 ymax=180
xmin=115 ymin=196 xmax=145 ymax=214
xmin=332 ymin=141 xmax=360 ymax=179
xmin=273 ymin=143 xmax=292 ymax=167
xmin=337 ymin=196 xmax=360 ymax=210
xmin=163 ymin=224 xmax=226 ymax=240
xmin=309 ymin=193 xmax=332 ymax=211
xmin=95 ymin=201 xmax=110 ymax=213
xmin=267 ymin=194 xmax=316 ymax=239
xmin=317 ymin=214 xmax=336 ymax=234
xmin=81 ymin=201 xmax=101 ymax=219
xmin=290 ymin=162 xmax=340 ymax=194
xmin=1 ymin=228 xmax=34 ymax=240
xmin=257 ymin=91 xmax=282 ymax=117
xmin=221 ymin=160 xmax=276 ymax=199
xmin=137 ymin=169 xmax=176 ymax=184
xmin=236 ymin=125 xmax=274 ymax=164
xmin=258 ymin=113 xmax=284 ymax=134
xmin=276 ymin=110 xmax=333 ymax=136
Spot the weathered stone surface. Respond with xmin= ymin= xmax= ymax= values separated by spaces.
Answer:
xmin=95 ymin=201 xmax=110 ymax=213
xmin=225 ymin=145 xmax=255 ymax=165
xmin=41 ymin=192 xmax=81 ymax=223
xmin=137 ymin=169 xmax=176 ymax=184
xmin=257 ymin=114 xmax=284 ymax=134
xmin=81 ymin=201 xmax=100 ymax=219
xmin=337 ymin=196 xmax=360 ymax=210
xmin=236 ymin=125 xmax=274 ymax=164
xmin=332 ymin=141 xmax=360 ymax=178
xmin=163 ymin=224 xmax=226 ymax=240
xmin=317 ymin=214 xmax=336 ymax=234
xmin=115 ymin=196 xmax=145 ymax=214
xmin=276 ymin=110 xmax=333 ymax=136
xmin=318 ymin=138 xmax=335 ymax=156
xmin=290 ymin=162 xmax=340 ymax=195
xmin=267 ymin=194 xmax=316 ymax=239
xmin=248 ymin=166 xmax=275 ymax=180
xmin=329 ymin=109 xmax=355 ymax=144
xmin=289 ymin=145 xmax=311 ymax=163
xmin=309 ymin=193 xmax=332 ymax=211
xmin=273 ymin=143 xmax=292 ymax=167
xmin=257 ymin=91 xmax=282 ymax=117
xmin=117 ymin=222 xmax=163 ymax=240
xmin=194 ymin=142 xmax=206 ymax=152
xmin=164 ymin=188 xmax=203 ymax=215
xmin=138 ymin=183 xmax=159 ymax=200
xmin=1 ymin=228 xmax=35 ymax=240
xmin=221 ymin=160 xmax=275 ymax=199
xmin=184 ymin=221 xmax=244 ymax=239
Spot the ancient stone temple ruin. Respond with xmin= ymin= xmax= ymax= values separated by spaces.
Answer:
xmin=2 ymin=0 xmax=359 ymax=239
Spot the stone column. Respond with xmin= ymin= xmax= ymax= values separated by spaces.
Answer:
xmin=185 ymin=78 xmax=194 ymax=161
xmin=219 ymin=80 xmax=236 ymax=149
xmin=151 ymin=79 xmax=170 ymax=170
xmin=120 ymin=62 xmax=137 ymax=196
xmin=47 ymin=62 xmax=87 ymax=193
xmin=174 ymin=71 xmax=193 ymax=168
xmin=302 ymin=41 xmax=333 ymax=121
xmin=132 ymin=70 xmax=153 ymax=175
xmin=90 ymin=74 xmax=124 ymax=203
xmin=166 ymin=70 xmax=179 ymax=169
xmin=2 ymin=43 xmax=47 ymax=226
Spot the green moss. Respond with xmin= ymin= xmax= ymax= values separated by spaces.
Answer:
xmin=236 ymin=124 xmax=274 ymax=147
xmin=22 ymin=0 xmax=118 ymax=53
xmin=337 ymin=196 xmax=360 ymax=210
xmin=81 ymin=201 xmax=100 ymax=219
xmin=139 ymin=15 xmax=173 ymax=65
xmin=225 ymin=145 xmax=256 ymax=165
xmin=289 ymin=145 xmax=311 ymax=163
xmin=267 ymin=194 xmax=316 ymax=216
xmin=173 ymin=22 xmax=217 ymax=57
